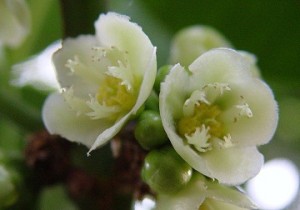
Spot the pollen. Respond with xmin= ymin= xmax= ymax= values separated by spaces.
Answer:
xmin=177 ymin=101 xmax=227 ymax=152
xmin=97 ymin=75 xmax=136 ymax=111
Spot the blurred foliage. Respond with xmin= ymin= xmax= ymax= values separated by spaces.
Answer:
xmin=110 ymin=0 xmax=300 ymax=90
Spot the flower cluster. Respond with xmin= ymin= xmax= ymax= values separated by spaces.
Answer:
xmin=42 ymin=12 xmax=278 ymax=209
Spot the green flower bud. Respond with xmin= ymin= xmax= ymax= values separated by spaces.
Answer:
xmin=134 ymin=110 xmax=168 ymax=150
xmin=154 ymin=65 xmax=172 ymax=93
xmin=145 ymin=90 xmax=159 ymax=112
xmin=0 ymin=165 xmax=18 ymax=207
xmin=169 ymin=25 xmax=231 ymax=67
xmin=142 ymin=146 xmax=193 ymax=194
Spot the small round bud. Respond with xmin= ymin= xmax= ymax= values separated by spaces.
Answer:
xmin=169 ymin=25 xmax=231 ymax=67
xmin=154 ymin=65 xmax=172 ymax=93
xmin=141 ymin=146 xmax=192 ymax=194
xmin=145 ymin=91 xmax=159 ymax=112
xmin=134 ymin=111 xmax=168 ymax=150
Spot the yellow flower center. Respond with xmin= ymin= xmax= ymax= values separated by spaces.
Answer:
xmin=176 ymin=83 xmax=234 ymax=152
xmin=178 ymin=102 xmax=225 ymax=140
xmin=97 ymin=75 xmax=136 ymax=112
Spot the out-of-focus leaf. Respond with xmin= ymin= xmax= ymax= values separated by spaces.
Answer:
xmin=108 ymin=0 xmax=171 ymax=66
xmin=37 ymin=185 xmax=78 ymax=210
xmin=0 ymin=119 xmax=23 ymax=153
xmin=7 ymin=0 xmax=62 ymax=63
xmin=123 ymin=0 xmax=300 ymax=85
xmin=59 ymin=0 xmax=107 ymax=37
xmin=0 ymin=89 xmax=42 ymax=131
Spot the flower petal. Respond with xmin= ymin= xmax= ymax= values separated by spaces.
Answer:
xmin=205 ymin=181 xmax=257 ymax=209
xmin=53 ymin=35 xmax=102 ymax=99
xmin=203 ymin=146 xmax=264 ymax=185
xmin=95 ymin=12 xmax=155 ymax=79
xmin=132 ymin=47 xmax=157 ymax=114
xmin=12 ymin=40 xmax=61 ymax=91
xmin=160 ymin=64 xmax=212 ymax=177
xmin=188 ymin=48 xmax=252 ymax=90
xmin=87 ymin=112 xmax=131 ymax=154
xmin=42 ymin=93 xmax=110 ymax=148
xmin=222 ymin=79 xmax=278 ymax=146
xmin=155 ymin=174 xmax=206 ymax=210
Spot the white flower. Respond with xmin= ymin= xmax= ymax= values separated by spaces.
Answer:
xmin=42 ymin=13 xmax=157 ymax=154
xmin=169 ymin=25 xmax=231 ymax=67
xmin=160 ymin=48 xmax=278 ymax=185
xmin=11 ymin=40 xmax=61 ymax=91
xmin=0 ymin=0 xmax=31 ymax=47
xmin=155 ymin=173 xmax=257 ymax=210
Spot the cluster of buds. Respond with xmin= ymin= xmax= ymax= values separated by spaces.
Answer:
xmin=42 ymin=12 xmax=278 ymax=209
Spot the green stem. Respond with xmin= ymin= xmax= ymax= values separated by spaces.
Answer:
xmin=0 ymin=89 xmax=42 ymax=132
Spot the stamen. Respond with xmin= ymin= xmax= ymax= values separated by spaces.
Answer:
xmin=183 ymin=90 xmax=210 ymax=116
xmin=86 ymin=96 xmax=120 ymax=120
xmin=185 ymin=125 xmax=212 ymax=152
xmin=65 ymin=56 xmax=79 ymax=74
xmin=61 ymin=87 xmax=90 ymax=116
xmin=222 ymin=134 xmax=233 ymax=148
xmin=204 ymin=82 xmax=231 ymax=95
xmin=236 ymin=103 xmax=253 ymax=118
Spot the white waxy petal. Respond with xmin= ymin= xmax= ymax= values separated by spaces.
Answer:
xmin=221 ymin=79 xmax=278 ymax=146
xmin=95 ymin=12 xmax=155 ymax=78
xmin=203 ymin=146 xmax=264 ymax=185
xmin=204 ymin=180 xmax=257 ymax=209
xmin=53 ymin=35 xmax=101 ymax=99
xmin=155 ymin=173 xmax=256 ymax=210
xmin=155 ymin=174 xmax=207 ymax=210
xmin=42 ymin=93 xmax=110 ymax=148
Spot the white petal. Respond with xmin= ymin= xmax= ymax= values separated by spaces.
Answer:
xmin=11 ymin=40 xmax=61 ymax=90
xmin=160 ymin=64 xmax=191 ymax=120
xmin=203 ymin=147 xmax=264 ymax=185
xmin=95 ymin=12 xmax=155 ymax=79
xmin=188 ymin=48 xmax=252 ymax=91
xmin=160 ymin=64 xmax=212 ymax=177
xmin=155 ymin=174 xmax=207 ymax=210
xmin=222 ymin=79 xmax=278 ymax=146
xmin=53 ymin=35 xmax=101 ymax=99
xmin=87 ymin=112 xmax=131 ymax=155
xmin=132 ymin=47 xmax=157 ymax=114
xmin=238 ymin=50 xmax=261 ymax=78
xmin=42 ymin=93 xmax=110 ymax=148
xmin=205 ymin=181 xmax=257 ymax=209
